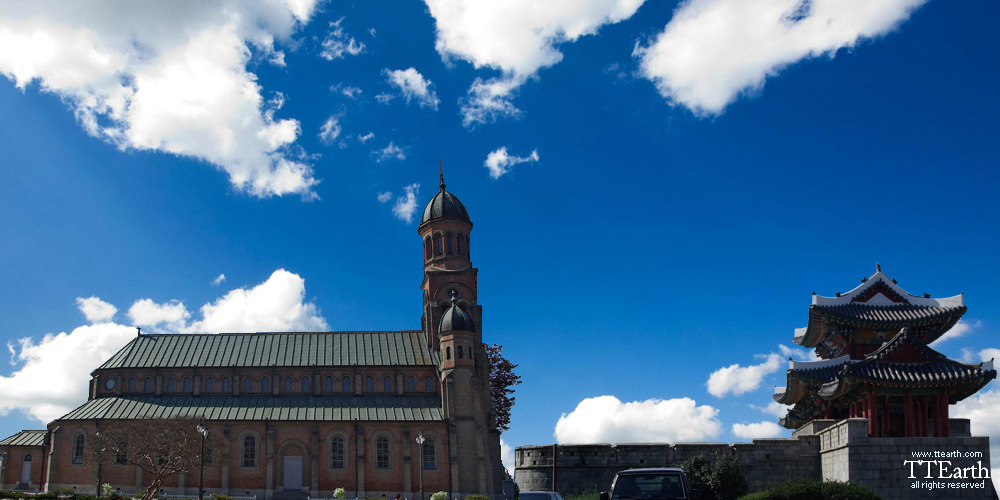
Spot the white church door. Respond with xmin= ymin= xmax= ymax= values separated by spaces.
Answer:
xmin=283 ymin=456 xmax=303 ymax=490
xmin=20 ymin=454 xmax=32 ymax=485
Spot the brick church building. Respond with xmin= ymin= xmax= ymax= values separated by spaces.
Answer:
xmin=0 ymin=173 xmax=504 ymax=500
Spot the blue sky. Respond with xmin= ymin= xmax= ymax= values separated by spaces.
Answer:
xmin=1 ymin=0 xmax=999 ymax=473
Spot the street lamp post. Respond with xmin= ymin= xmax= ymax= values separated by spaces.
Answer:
xmin=197 ymin=419 xmax=210 ymax=500
xmin=415 ymin=434 xmax=425 ymax=500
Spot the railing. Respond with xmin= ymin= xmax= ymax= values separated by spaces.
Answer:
xmin=156 ymin=495 xmax=256 ymax=500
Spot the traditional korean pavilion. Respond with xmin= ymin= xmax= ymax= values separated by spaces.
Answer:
xmin=774 ymin=265 xmax=996 ymax=437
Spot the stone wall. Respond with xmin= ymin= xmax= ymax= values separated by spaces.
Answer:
xmin=514 ymin=418 xmax=993 ymax=500
xmin=818 ymin=418 xmax=993 ymax=499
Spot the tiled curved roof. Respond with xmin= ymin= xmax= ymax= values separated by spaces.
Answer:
xmin=58 ymin=395 xmax=444 ymax=422
xmin=97 ymin=331 xmax=436 ymax=370
xmin=811 ymin=303 xmax=966 ymax=327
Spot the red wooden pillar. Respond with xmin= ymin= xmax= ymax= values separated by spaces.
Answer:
xmin=824 ymin=402 xmax=833 ymax=419
xmin=918 ymin=400 xmax=928 ymax=437
xmin=932 ymin=394 xmax=942 ymax=437
xmin=867 ymin=392 xmax=877 ymax=437
xmin=881 ymin=396 xmax=889 ymax=437
xmin=904 ymin=392 xmax=913 ymax=437
xmin=940 ymin=395 xmax=950 ymax=437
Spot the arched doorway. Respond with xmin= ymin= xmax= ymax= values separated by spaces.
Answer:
xmin=20 ymin=454 xmax=32 ymax=485
xmin=277 ymin=441 xmax=306 ymax=491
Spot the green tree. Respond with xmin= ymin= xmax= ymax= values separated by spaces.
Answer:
xmin=486 ymin=343 xmax=521 ymax=432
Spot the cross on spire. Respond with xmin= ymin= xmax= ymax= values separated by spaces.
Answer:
xmin=439 ymin=158 xmax=446 ymax=191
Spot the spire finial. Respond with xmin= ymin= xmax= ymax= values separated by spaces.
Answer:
xmin=439 ymin=158 xmax=446 ymax=192
xmin=876 ymin=262 xmax=881 ymax=272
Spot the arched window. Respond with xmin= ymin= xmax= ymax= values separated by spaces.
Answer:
xmin=407 ymin=377 xmax=416 ymax=392
xmin=425 ymin=376 xmax=434 ymax=392
xmin=375 ymin=437 xmax=390 ymax=469
xmin=285 ymin=377 xmax=293 ymax=392
xmin=244 ymin=378 xmax=253 ymax=393
xmin=143 ymin=378 xmax=152 ymax=392
xmin=366 ymin=376 xmax=374 ymax=392
xmin=222 ymin=377 xmax=231 ymax=393
xmin=205 ymin=378 xmax=214 ymax=393
xmin=446 ymin=347 xmax=451 ymax=360
xmin=325 ymin=376 xmax=334 ymax=392
xmin=166 ymin=378 xmax=175 ymax=393
xmin=467 ymin=236 xmax=471 ymax=257
xmin=242 ymin=436 xmax=256 ymax=467
xmin=183 ymin=377 xmax=192 ymax=392
xmin=457 ymin=234 xmax=464 ymax=256
xmin=330 ymin=436 xmax=346 ymax=469
xmin=72 ymin=434 xmax=85 ymax=464
xmin=434 ymin=234 xmax=443 ymax=255
xmin=424 ymin=237 xmax=432 ymax=260
xmin=458 ymin=345 xmax=463 ymax=359
xmin=342 ymin=376 xmax=351 ymax=392
xmin=128 ymin=378 xmax=136 ymax=392
xmin=261 ymin=377 xmax=270 ymax=393
xmin=302 ymin=377 xmax=310 ymax=392
xmin=445 ymin=233 xmax=453 ymax=254
xmin=422 ymin=437 xmax=437 ymax=470
xmin=383 ymin=376 xmax=392 ymax=392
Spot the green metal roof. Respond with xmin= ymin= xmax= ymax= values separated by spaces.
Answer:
xmin=58 ymin=395 xmax=444 ymax=422
xmin=0 ymin=430 xmax=46 ymax=447
xmin=98 ymin=331 xmax=436 ymax=370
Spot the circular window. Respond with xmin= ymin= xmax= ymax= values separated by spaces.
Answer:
xmin=105 ymin=378 xmax=115 ymax=390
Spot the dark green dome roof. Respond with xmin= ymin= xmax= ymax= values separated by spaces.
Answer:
xmin=439 ymin=300 xmax=475 ymax=333
xmin=421 ymin=169 xmax=470 ymax=225
xmin=421 ymin=189 xmax=469 ymax=225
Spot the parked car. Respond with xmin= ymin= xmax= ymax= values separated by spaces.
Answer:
xmin=519 ymin=491 xmax=566 ymax=500
xmin=599 ymin=468 xmax=700 ymax=500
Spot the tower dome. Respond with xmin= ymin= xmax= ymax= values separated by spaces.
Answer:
xmin=420 ymin=165 xmax=470 ymax=226
xmin=439 ymin=297 xmax=475 ymax=333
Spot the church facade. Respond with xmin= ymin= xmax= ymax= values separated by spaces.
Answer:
xmin=0 ymin=175 xmax=504 ymax=500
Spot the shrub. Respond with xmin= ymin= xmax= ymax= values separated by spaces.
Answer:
xmin=737 ymin=479 xmax=881 ymax=500
xmin=466 ymin=495 xmax=489 ymax=500
xmin=430 ymin=491 xmax=448 ymax=500
xmin=333 ymin=488 xmax=346 ymax=499
xmin=211 ymin=495 xmax=239 ymax=500
xmin=678 ymin=452 xmax=747 ymax=500
xmin=565 ymin=488 xmax=600 ymax=500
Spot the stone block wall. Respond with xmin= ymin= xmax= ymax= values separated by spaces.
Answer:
xmin=514 ymin=418 xmax=993 ymax=499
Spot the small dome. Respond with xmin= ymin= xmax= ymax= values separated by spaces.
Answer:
xmin=439 ymin=300 xmax=475 ymax=333
xmin=421 ymin=189 xmax=470 ymax=225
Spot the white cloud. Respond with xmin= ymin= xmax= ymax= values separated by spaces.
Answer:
xmin=0 ymin=269 xmax=327 ymax=424
xmin=375 ymin=93 xmax=395 ymax=104
xmin=484 ymin=146 xmax=539 ymax=179
xmin=960 ymin=347 xmax=1000 ymax=364
xmin=936 ymin=319 xmax=981 ymax=343
xmin=341 ymin=86 xmax=362 ymax=99
xmin=778 ymin=343 xmax=818 ymax=361
xmin=391 ymin=183 xmax=420 ymax=224
xmin=461 ymin=76 xmax=524 ymax=127
xmin=127 ymin=299 xmax=191 ymax=332
xmin=634 ymin=0 xmax=927 ymax=115
xmin=318 ymin=114 xmax=343 ymax=146
xmin=0 ymin=1 xmax=321 ymax=198
xmin=187 ymin=269 xmax=328 ymax=334
xmin=425 ymin=0 xmax=645 ymax=126
xmin=319 ymin=17 xmax=365 ymax=60
xmin=212 ymin=273 xmax=227 ymax=286
xmin=750 ymin=401 xmax=787 ymax=418
xmin=376 ymin=191 xmax=393 ymax=204
xmin=554 ymin=395 xmax=721 ymax=444
xmin=374 ymin=142 xmax=406 ymax=163
xmin=707 ymin=353 xmax=782 ymax=397
xmin=75 ymin=296 xmax=118 ymax=323
xmin=357 ymin=131 xmax=375 ymax=143
xmin=952 ymin=384 xmax=1000 ymax=487
xmin=384 ymin=68 xmax=440 ymax=110
xmin=500 ymin=438 xmax=515 ymax=474
xmin=732 ymin=421 xmax=784 ymax=439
